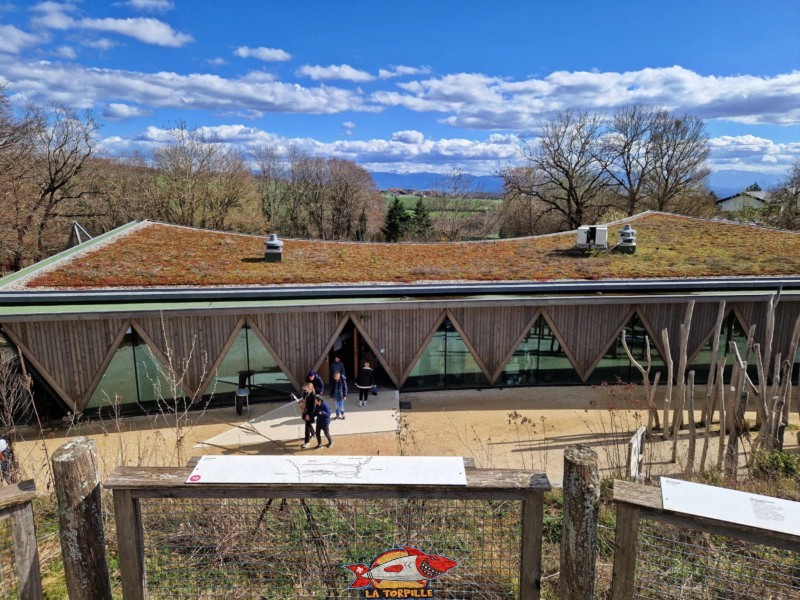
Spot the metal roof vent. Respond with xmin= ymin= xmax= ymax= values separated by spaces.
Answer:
xmin=618 ymin=224 xmax=637 ymax=254
xmin=264 ymin=233 xmax=284 ymax=262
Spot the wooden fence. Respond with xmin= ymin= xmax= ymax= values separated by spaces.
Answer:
xmin=0 ymin=480 xmax=41 ymax=600
xmin=610 ymin=480 xmax=800 ymax=599
xmin=105 ymin=463 xmax=550 ymax=600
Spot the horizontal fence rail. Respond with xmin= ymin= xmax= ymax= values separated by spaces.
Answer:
xmin=0 ymin=480 xmax=42 ymax=600
xmin=105 ymin=464 xmax=550 ymax=600
xmin=611 ymin=480 xmax=800 ymax=600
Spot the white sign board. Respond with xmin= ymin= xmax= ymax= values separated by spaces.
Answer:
xmin=661 ymin=477 xmax=800 ymax=537
xmin=186 ymin=455 xmax=467 ymax=486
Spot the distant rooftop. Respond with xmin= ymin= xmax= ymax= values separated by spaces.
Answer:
xmin=3 ymin=212 xmax=800 ymax=291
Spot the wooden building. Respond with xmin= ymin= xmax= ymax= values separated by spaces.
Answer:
xmin=1 ymin=212 xmax=799 ymax=417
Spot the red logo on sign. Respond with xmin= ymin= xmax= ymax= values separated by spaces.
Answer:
xmin=189 ymin=475 xmax=201 ymax=482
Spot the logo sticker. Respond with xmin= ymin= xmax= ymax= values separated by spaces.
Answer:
xmin=344 ymin=546 xmax=458 ymax=598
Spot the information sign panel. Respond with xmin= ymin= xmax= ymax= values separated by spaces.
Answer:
xmin=661 ymin=477 xmax=800 ymax=537
xmin=186 ymin=455 xmax=468 ymax=486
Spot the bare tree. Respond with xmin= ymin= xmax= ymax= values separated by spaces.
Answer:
xmin=428 ymin=169 xmax=499 ymax=241
xmin=601 ymin=104 xmax=660 ymax=216
xmin=0 ymin=95 xmax=100 ymax=270
xmin=251 ymin=145 xmax=385 ymax=240
xmin=761 ymin=160 xmax=800 ymax=230
xmin=148 ymin=122 xmax=256 ymax=230
xmin=502 ymin=111 xmax=612 ymax=231
xmin=644 ymin=111 xmax=711 ymax=212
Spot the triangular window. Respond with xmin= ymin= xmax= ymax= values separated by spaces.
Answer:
xmin=587 ymin=313 xmax=664 ymax=385
xmin=405 ymin=318 xmax=489 ymax=389
xmin=88 ymin=327 xmax=174 ymax=409
xmin=498 ymin=315 xmax=581 ymax=386
xmin=210 ymin=324 xmax=292 ymax=401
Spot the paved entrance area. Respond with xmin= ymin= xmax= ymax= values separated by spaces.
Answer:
xmin=198 ymin=390 xmax=400 ymax=449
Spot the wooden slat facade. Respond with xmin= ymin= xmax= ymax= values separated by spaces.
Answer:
xmin=4 ymin=319 xmax=126 ymax=411
xmin=250 ymin=311 xmax=345 ymax=385
xmin=545 ymin=304 xmax=635 ymax=381
xmin=450 ymin=306 xmax=539 ymax=383
xmin=2 ymin=295 xmax=798 ymax=415
xmin=355 ymin=308 xmax=445 ymax=386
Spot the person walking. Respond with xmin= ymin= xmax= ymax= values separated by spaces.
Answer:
xmin=312 ymin=395 xmax=333 ymax=448
xmin=330 ymin=371 xmax=348 ymax=419
xmin=355 ymin=360 xmax=375 ymax=407
xmin=0 ymin=439 xmax=12 ymax=484
xmin=307 ymin=370 xmax=324 ymax=396
xmin=329 ymin=355 xmax=346 ymax=388
xmin=295 ymin=383 xmax=317 ymax=449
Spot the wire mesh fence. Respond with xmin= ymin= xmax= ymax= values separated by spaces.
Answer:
xmin=137 ymin=496 xmax=523 ymax=599
xmin=0 ymin=517 xmax=17 ymax=599
xmin=634 ymin=519 xmax=800 ymax=599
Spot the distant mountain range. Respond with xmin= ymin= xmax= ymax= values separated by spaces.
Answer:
xmin=371 ymin=171 xmax=505 ymax=194
xmin=371 ymin=169 xmax=786 ymax=198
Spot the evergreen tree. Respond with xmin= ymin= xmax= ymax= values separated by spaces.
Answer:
xmin=382 ymin=196 xmax=409 ymax=242
xmin=745 ymin=182 xmax=762 ymax=192
xmin=410 ymin=195 xmax=433 ymax=240
xmin=354 ymin=209 xmax=368 ymax=241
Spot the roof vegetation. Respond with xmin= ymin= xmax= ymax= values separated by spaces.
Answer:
xmin=15 ymin=213 xmax=800 ymax=289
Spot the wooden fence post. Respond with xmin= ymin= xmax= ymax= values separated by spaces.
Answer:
xmin=51 ymin=437 xmax=112 ymax=600
xmin=560 ymin=445 xmax=600 ymax=600
xmin=519 ymin=491 xmax=544 ymax=600
xmin=610 ymin=503 xmax=640 ymax=599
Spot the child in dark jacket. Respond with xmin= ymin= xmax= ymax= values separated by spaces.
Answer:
xmin=312 ymin=395 xmax=333 ymax=448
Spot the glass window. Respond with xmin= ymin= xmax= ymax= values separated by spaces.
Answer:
xmin=497 ymin=315 xmax=582 ymax=386
xmin=135 ymin=344 xmax=175 ymax=404
xmin=587 ymin=314 xmax=664 ymax=385
xmin=88 ymin=328 xmax=138 ymax=409
xmin=404 ymin=319 xmax=488 ymax=390
xmin=210 ymin=325 xmax=292 ymax=401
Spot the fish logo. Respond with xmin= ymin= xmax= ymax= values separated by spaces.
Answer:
xmin=345 ymin=546 xmax=458 ymax=597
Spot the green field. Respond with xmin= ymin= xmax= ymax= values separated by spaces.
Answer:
xmin=381 ymin=193 xmax=500 ymax=212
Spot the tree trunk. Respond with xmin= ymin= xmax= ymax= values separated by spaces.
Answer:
xmin=560 ymin=445 xmax=600 ymax=600
xmin=51 ymin=437 xmax=113 ymax=600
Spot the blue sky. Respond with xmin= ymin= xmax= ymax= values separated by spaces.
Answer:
xmin=0 ymin=0 xmax=798 ymax=180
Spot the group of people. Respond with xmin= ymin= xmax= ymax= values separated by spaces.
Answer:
xmin=295 ymin=357 xmax=375 ymax=449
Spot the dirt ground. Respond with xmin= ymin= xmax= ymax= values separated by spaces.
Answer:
xmin=11 ymin=384 xmax=798 ymax=490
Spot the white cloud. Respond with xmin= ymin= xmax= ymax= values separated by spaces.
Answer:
xmin=391 ymin=130 xmax=424 ymax=144
xmin=378 ymin=65 xmax=431 ymax=79
xmin=55 ymin=45 xmax=76 ymax=59
xmin=374 ymin=66 xmax=800 ymax=129
xmin=98 ymin=124 xmax=522 ymax=175
xmin=102 ymin=102 xmax=151 ymax=120
xmin=79 ymin=17 xmax=192 ymax=47
xmin=708 ymin=135 xmax=800 ymax=174
xmin=96 ymin=123 xmax=798 ymax=179
xmin=297 ymin=64 xmax=374 ymax=82
xmin=124 ymin=0 xmax=174 ymax=11
xmin=342 ymin=121 xmax=356 ymax=129
xmin=206 ymin=57 xmax=227 ymax=66
xmin=0 ymin=25 xmax=41 ymax=54
xmin=30 ymin=2 xmax=76 ymax=30
xmin=82 ymin=37 xmax=116 ymax=50
xmin=0 ymin=55 xmax=369 ymax=114
xmin=234 ymin=46 xmax=291 ymax=62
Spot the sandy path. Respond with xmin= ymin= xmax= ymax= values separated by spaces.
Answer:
xmin=10 ymin=385 xmax=795 ymax=490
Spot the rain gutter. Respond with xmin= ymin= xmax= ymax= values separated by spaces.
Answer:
xmin=0 ymin=277 xmax=798 ymax=306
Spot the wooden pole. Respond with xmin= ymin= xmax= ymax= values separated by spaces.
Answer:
xmin=51 ymin=437 xmax=113 ymax=600
xmin=685 ymin=371 xmax=696 ymax=475
xmin=519 ymin=491 xmax=544 ymax=600
xmin=560 ymin=445 xmax=600 ymax=600
xmin=610 ymin=503 xmax=640 ymax=600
